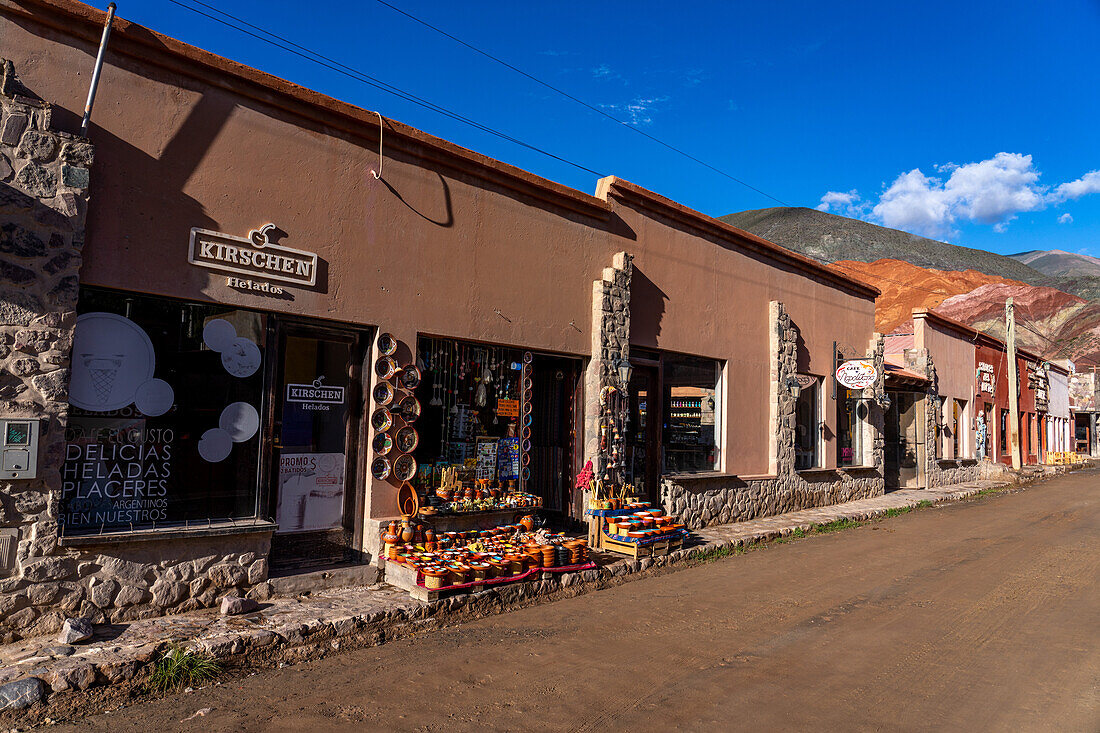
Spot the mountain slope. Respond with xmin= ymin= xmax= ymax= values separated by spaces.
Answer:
xmin=1009 ymin=249 xmax=1100 ymax=278
xmin=831 ymin=259 xmax=1021 ymax=333
xmin=720 ymin=207 xmax=1051 ymax=284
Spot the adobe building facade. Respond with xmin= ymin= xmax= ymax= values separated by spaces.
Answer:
xmin=0 ymin=0 xmax=888 ymax=640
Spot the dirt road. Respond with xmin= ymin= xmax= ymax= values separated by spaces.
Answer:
xmin=57 ymin=471 xmax=1099 ymax=732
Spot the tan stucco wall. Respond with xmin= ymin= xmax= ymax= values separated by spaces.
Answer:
xmin=606 ymin=195 xmax=877 ymax=475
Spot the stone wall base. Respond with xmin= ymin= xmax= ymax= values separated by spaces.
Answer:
xmin=0 ymin=533 xmax=272 ymax=642
xmin=661 ymin=470 xmax=885 ymax=529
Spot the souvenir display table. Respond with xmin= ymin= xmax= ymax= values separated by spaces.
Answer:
xmin=380 ymin=518 xmax=592 ymax=601
xmin=585 ymin=502 xmax=689 ymax=559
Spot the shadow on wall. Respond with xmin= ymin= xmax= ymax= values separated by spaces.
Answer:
xmin=630 ymin=266 xmax=667 ymax=347
xmin=380 ymin=172 xmax=454 ymax=228
xmin=794 ymin=322 xmax=811 ymax=373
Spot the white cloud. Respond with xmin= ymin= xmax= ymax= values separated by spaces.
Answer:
xmin=599 ymin=96 xmax=670 ymax=126
xmin=817 ymin=153 xmax=1100 ymax=240
xmin=1055 ymin=170 xmax=1100 ymax=200
xmin=1059 ymin=212 xmax=1074 ymax=224
xmin=816 ymin=189 xmax=867 ymax=217
xmin=591 ymin=63 xmax=622 ymax=81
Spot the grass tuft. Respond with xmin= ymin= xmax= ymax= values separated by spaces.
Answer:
xmin=813 ymin=517 xmax=863 ymax=534
xmin=694 ymin=544 xmax=747 ymax=563
xmin=146 ymin=644 xmax=221 ymax=694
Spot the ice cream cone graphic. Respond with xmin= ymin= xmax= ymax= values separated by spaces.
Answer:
xmin=82 ymin=354 xmax=124 ymax=405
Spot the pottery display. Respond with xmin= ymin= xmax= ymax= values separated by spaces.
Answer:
xmin=394 ymin=454 xmax=418 ymax=482
xmin=399 ymin=365 xmax=422 ymax=390
xmin=375 ymin=356 xmax=399 ymax=380
xmin=373 ymin=381 xmax=395 ymax=406
xmin=371 ymin=407 xmax=393 ymax=432
xmin=371 ymin=456 xmax=391 ymax=479
xmin=377 ymin=332 xmax=398 ymax=356
xmin=372 ymin=432 xmax=393 ymax=455
xmin=397 ymin=395 xmax=421 ymax=422
xmin=396 ymin=426 xmax=419 ymax=453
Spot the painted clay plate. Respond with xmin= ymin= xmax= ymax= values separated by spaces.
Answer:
xmin=371 ymin=407 xmax=393 ymax=432
xmin=372 ymin=432 xmax=393 ymax=455
xmin=400 ymin=365 xmax=422 ymax=390
xmin=396 ymin=425 xmax=419 ymax=452
xmin=373 ymin=382 xmax=395 ymax=406
xmin=375 ymin=357 xmax=398 ymax=380
xmin=394 ymin=454 xmax=418 ymax=482
xmin=370 ymin=456 xmax=391 ymax=479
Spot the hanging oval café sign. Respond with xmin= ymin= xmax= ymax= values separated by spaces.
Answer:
xmin=835 ymin=359 xmax=878 ymax=389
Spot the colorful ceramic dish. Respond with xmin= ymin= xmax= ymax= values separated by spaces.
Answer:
xmin=371 ymin=407 xmax=393 ymax=432
xmin=396 ymin=426 xmax=419 ymax=452
xmin=370 ymin=456 xmax=391 ymax=479
xmin=399 ymin=365 xmax=422 ymax=390
xmin=372 ymin=381 xmax=395 ymax=406
xmin=372 ymin=432 xmax=393 ymax=455
xmin=377 ymin=332 xmax=398 ymax=356
xmin=394 ymin=454 xmax=418 ymax=482
xmin=398 ymin=395 xmax=421 ymax=421
xmin=375 ymin=356 xmax=398 ymax=380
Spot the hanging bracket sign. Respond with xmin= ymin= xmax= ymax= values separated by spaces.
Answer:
xmin=835 ymin=360 xmax=878 ymax=389
xmin=189 ymin=223 xmax=318 ymax=287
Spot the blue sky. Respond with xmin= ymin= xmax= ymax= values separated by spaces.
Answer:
xmin=125 ymin=0 xmax=1100 ymax=258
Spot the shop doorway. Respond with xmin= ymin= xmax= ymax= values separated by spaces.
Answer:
xmin=529 ymin=354 xmax=581 ymax=515
xmin=884 ymin=391 xmax=923 ymax=490
xmin=623 ymin=363 xmax=661 ymax=503
xmin=1075 ymin=414 xmax=1092 ymax=454
xmin=268 ymin=323 xmax=366 ymax=570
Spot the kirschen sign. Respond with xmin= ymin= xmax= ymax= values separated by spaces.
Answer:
xmin=835 ymin=359 xmax=878 ymax=389
xmin=286 ymin=377 xmax=345 ymax=405
xmin=189 ymin=223 xmax=318 ymax=287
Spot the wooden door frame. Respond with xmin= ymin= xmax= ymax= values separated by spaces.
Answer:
xmin=264 ymin=318 xmax=371 ymax=564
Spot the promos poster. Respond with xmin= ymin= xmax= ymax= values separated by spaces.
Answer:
xmin=475 ymin=438 xmax=499 ymax=480
xmin=276 ymin=453 xmax=345 ymax=532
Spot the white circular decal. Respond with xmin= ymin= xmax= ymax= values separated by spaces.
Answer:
xmin=70 ymin=312 xmax=157 ymax=412
xmin=835 ymin=360 xmax=878 ymax=389
xmin=221 ymin=337 xmax=262 ymax=378
xmin=134 ymin=378 xmax=175 ymax=417
xmin=198 ymin=428 xmax=233 ymax=462
xmin=202 ymin=318 xmax=236 ymax=353
xmin=219 ymin=402 xmax=260 ymax=443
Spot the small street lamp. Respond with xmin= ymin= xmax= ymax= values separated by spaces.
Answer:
xmin=617 ymin=358 xmax=633 ymax=388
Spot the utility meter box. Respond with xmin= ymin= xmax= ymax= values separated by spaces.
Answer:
xmin=0 ymin=419 xmax=39 ymax=479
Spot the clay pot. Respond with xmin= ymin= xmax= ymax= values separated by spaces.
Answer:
xmin=469 ymin=563 xmax=490 ymax=581
xmin=425 ymin=528 xmax=436 ymax=543
xmin=400 ymin=519 xmax=414 ymax=544
xmin=520 ymin=515 xmax=536 ymax=532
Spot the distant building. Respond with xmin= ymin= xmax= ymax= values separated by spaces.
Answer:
xmin=1068 ymin=367 xmax=1099 ymax=456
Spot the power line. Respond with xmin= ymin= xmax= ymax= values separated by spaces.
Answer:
xmin=150 ymin=2 xmax=1095 ymax=372
xmin=163 ymin=0 xmax=605 ymax=177
xmin=367 ymin=0 xmax=791 ymax=207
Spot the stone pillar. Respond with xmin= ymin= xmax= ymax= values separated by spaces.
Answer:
xmin=583 ymin=252 xmax=631 ymax=490
xmin=0 ymin=59 xmax=90 ymax=617
xmin=864 ymin=333 xmax=886 ymax=469
xmin=769 ymin=301 xmax=797 ymax=476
